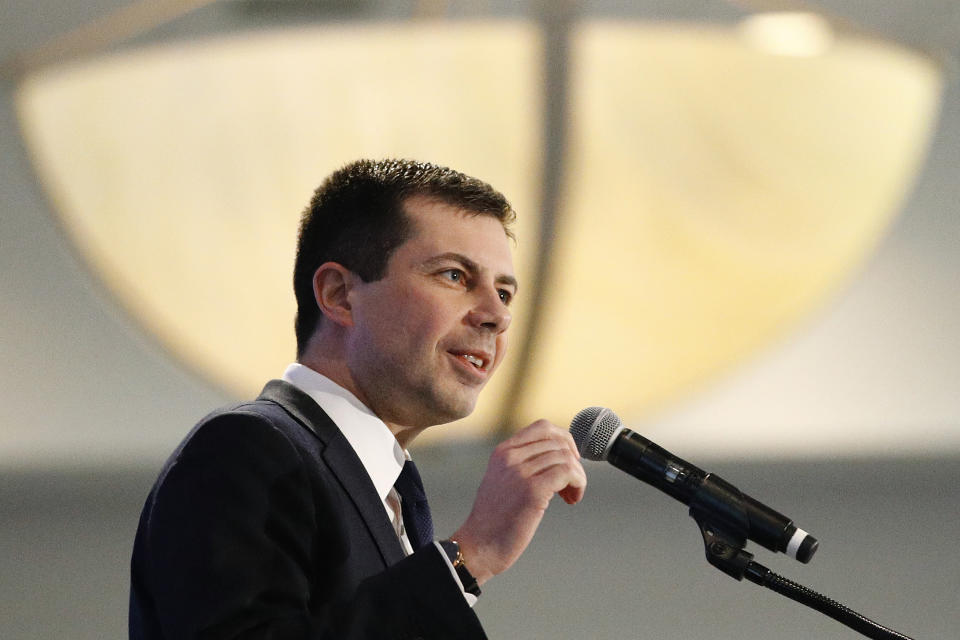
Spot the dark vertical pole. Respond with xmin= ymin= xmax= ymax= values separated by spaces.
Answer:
xmin=496 ymin=0 xmax=577 ymax=436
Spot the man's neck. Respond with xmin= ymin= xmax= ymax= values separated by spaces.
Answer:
xmin=296 ymin=354 xmax=425 ymax=449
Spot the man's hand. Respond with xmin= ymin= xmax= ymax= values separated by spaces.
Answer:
xmin=452 ymin=420 xmax=587 ymax=585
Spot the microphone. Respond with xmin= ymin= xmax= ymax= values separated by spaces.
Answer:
xmin=570 ymin=407 xmax=818 ymax=564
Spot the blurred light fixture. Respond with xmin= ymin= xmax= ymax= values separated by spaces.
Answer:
xmin=514 ymin=21 xmax=940 ymax=428
xmin=15 ymin=18 xmax=942 ymax=442
xmin=739 ymin=11 xmax=835 ymax=57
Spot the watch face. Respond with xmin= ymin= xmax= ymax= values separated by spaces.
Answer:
xmin=440 ymin=540 xmax=459 ymax=563
xmin=440 ymin=540 xmax=480 ymax=596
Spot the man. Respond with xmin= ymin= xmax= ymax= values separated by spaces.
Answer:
xmin=130 ymin=159 xmax=587 ymax=639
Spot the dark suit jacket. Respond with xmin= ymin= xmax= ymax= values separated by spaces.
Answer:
xmin=130 ymin=379 xmax=487 ymax=639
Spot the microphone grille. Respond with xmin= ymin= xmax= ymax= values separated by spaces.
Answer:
xmin=569 ymin=406 xmax=623 ymax=461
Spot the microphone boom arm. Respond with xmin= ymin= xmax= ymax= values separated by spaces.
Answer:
xmin=687 ymin=483 xmax=915 ymax=639
xmin=569 ymin=406 xmax=916 ymax=640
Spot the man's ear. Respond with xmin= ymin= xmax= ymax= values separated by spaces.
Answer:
xmin=312 ymin=262 xmax=357 ymax=328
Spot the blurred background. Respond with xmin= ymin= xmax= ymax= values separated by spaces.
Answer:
xmin=1 ymin=1 xmax=958 ymax=638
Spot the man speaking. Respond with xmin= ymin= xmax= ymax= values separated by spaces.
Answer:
xmin=129 ymin=159 xmax=587 ymax=639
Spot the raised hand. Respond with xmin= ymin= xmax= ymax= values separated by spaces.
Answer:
xmin=452 ymin=419 xmax=587 ymax=585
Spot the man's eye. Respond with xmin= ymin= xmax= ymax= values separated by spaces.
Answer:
xmin=442 ymin=269 xmax=464 ymax=282
xmin=498 ymin=289 xmax=513 ymax=304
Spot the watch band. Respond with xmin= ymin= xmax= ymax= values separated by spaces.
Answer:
xmin=439 ymin=539 xmax=481 ymax=597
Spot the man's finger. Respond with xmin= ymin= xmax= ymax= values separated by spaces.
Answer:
xmin=498 ymin=437 xmax=570 ymax=468
xmin=503 ymin=419 xmax=569 ymax=447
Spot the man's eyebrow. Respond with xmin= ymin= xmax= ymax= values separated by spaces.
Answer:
xmin=424 ymin=252 xmax=519 ymax=292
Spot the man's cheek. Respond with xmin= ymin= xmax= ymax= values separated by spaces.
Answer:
xmin=491 ymin=337 xmax=508 ymax=373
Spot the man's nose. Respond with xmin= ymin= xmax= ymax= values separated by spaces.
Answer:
xmin=467 ymin=286 xmax=512 ymax=333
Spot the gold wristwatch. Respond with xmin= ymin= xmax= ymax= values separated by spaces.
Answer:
xmin=439 ymin=539 xmax=481 ymax=597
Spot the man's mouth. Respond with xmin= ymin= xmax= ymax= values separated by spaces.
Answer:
xmin=449 ymin=350 xmax=491 ymax=372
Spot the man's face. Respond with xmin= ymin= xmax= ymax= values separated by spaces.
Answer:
xmin=345 ymin=195 xmax=516 ymax=429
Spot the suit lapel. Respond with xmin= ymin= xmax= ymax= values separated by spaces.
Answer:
xmin=257 ymin=380 xmax=406 ymax=566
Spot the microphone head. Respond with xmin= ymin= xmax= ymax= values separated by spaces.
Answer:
xmin=569 ymin=406 xmax=625 ymax=461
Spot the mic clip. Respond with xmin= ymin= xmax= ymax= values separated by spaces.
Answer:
xmin=693 ymin=516 xmax=755 ymax=581
xmin=689 ymin=473 xmax=754 ymax=580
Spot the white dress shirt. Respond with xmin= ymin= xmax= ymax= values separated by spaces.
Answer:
xmin=281 ymin=363 xmax=477 ymax=605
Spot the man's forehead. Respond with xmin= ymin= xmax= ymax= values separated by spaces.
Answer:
xmin=400 ymin=197 xmax=515 ymax=274
xmin=401 ymin=195 xmax=511 ymax=236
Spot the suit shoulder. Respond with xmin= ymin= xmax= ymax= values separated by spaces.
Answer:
xmin=186 ymin=392 xmax=311 ymax=445
xmin=151 ymin=400 xmax=306 ymax=486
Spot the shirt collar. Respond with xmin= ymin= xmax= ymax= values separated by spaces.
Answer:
xmin=282 ymin=363 xmax=406 ymax=502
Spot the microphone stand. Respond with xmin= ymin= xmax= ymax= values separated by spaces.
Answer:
xmin=691 ymin=515 xmax=915 ymax=640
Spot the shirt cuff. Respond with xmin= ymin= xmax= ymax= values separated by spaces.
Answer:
xmin=432 ymin=540 xmax=478 ymax=608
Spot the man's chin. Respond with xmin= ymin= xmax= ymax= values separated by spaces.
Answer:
xmin=420 ymin=390 xmax=480 ymax=427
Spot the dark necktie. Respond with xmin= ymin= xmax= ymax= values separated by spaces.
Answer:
xmin=394 ymin=459 xmax=434 ymax=551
